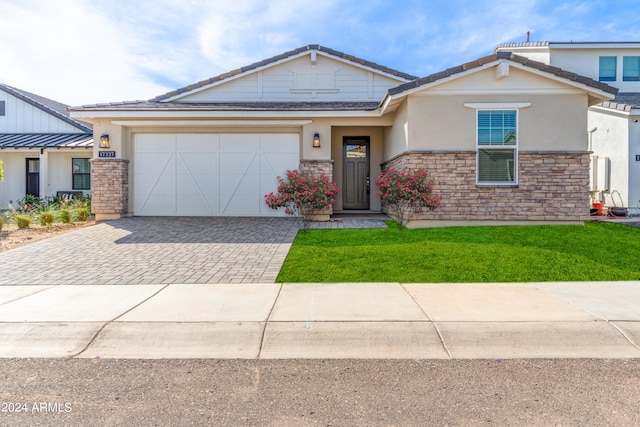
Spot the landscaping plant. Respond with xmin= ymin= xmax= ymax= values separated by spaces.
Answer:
xmin=265 ymin=169 xmax=339 ymax=230
xmin=60 ymin=209 xmax=72 ymax=224
xmin=376 ymin=168 xmax=441 ymax=229
xmin=75 ymin=207 xmax=90 ymax=222
xmin=39 ymin=212 xmax=54 ymax=227
xmin=14 ymin=215 xmax=31 ymax=229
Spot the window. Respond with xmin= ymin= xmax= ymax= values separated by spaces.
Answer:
xmin=599 ymin=56 xmax=617 ymax=81
xmin=72 ymin=158 xmax=90 ymax=190
xmin=623 ymin=56 xmax=640 ymax=81
xmin=0 ymin=101 xmax=5 ymax=116
xmin=477 ymin=110 xmax=517 ymax=185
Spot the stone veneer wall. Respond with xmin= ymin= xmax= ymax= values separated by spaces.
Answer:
xmin=381 ymin=151 xmax=590 ymax=222
xmin=90 ymin=159 xmax=129 ymax=215
xmin=299 ymin=159 xmax=334 ymax=218
xmin=299 ymin=159 xmax=333 ymax=179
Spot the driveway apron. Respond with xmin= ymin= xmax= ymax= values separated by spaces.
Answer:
xmin=0 ymin=217 xmax=299 ymax=285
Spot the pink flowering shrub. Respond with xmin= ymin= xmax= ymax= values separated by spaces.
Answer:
xmin=376 ymin=168 xmax=441 ymax=228
xmin=265 ymin=170 xmax=339 ymax=227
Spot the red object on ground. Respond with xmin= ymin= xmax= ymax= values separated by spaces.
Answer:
xmin=592 ymin=202 xmax=603 ymax=216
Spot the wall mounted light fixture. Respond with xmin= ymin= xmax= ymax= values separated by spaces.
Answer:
xmin=312 ymin=132 xmax=320 ymax=148
xmin=99 ymin=134 xmax=110 ymax=148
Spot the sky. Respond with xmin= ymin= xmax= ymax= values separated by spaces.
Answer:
xmin=1 ymin=0 xmax=640 ymax=107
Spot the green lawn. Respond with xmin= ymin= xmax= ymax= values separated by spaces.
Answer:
xmin=276 ymin=221 xmax=640 ymax=283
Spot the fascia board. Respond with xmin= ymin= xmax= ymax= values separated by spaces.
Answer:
xmin=70 ymin=109 xmax=384 ymax=120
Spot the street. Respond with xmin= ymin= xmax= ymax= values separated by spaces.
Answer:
xmin=1 ymin=359 xmax=639 ymax=426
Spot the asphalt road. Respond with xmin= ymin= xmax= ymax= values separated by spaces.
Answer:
xmin=1 ymin=359 xmax=639 ymax=426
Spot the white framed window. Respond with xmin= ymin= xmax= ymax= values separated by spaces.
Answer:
xmin=623 ymin=56 xmax=640 ymax=81
xmin=599 ymin=56 xmax=617 ymax=82
xmin=476 ymin=110 xmax=517 ymax=185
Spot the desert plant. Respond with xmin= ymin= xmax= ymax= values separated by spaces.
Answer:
xmin=17 ymin=194 xmax=43 ymax=214
xmin=60 ymin=209 xmax=72 ymax=224
xmin=265 ymin=169 xmax=339 ymax=230
xmin=70 ymin=193 xmax=91 ymax=212
xmin=376 ymin=168 xmax=441 ymax=229
xmin=14 ymin=215 xmax=31 ymax=229
xmin=39 ymin=212 xmax=54 ymax=226
xmin=75 ymin=207 xmax=90 ymax=222
xmin=0 ymin=216 xmax=3 ymax=231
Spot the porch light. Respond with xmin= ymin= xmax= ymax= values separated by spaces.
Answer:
xmin=99 ymin=134 xmax=110 ymax=148
xmin=313 ymin=132 xmax=320 ymax=148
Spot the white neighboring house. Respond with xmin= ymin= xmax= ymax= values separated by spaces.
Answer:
xmin=0 ymin=83 xmax=93 ymax=209
xmin=495 ymin=42 xmax=640 ymax=215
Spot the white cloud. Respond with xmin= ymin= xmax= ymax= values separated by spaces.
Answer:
xmin=1 ymin=0 xmax=639 ymax=106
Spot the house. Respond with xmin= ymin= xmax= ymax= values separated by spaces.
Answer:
xmin=0 ymin=83 xmax=93 ymax=209
xmin=69 ymin=45 xmax=616 ymax=226
xmin=495 ymin=41 xmax=640 ymax=215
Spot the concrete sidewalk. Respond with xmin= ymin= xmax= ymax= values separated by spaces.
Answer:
xmin=0 ymin=282 xmax=639 ymax=359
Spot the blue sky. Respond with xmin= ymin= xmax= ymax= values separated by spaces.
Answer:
xmin=1 ymin=0 xmax=639 ymax=106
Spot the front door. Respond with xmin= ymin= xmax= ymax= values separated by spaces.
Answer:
xmin=26 ymin=158 xmax=40 ymax=197
xmin=343 ymin=137 xmax=370 ymax=210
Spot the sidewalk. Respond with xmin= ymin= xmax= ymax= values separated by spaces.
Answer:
xmin=0 ymin=282 xmax=639 ymax=359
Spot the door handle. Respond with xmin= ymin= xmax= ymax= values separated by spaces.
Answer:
xmin=366 ymin=176 xmax=370 ymax=194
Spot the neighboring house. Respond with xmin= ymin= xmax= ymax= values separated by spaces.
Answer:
xmin=0 ymin=83 xmax=93 ymax=209
xmin=495 ymin=41 xmax=640 ymax=214
xmin=69 ymin=45 xmax=616 ymax=226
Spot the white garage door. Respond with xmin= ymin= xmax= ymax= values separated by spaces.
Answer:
xmin=134 ymin=133 xmax=299 ymax=216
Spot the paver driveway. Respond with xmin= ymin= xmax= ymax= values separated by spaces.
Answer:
xmin=0 ymin=217 xmax=299 ymax=285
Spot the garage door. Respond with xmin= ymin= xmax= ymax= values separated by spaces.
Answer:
xmin=134 ymin=133 xmax=299 ymax=216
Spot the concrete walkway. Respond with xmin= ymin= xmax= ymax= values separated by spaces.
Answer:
xmin=0 ymin=281 xmax=638 ymax=359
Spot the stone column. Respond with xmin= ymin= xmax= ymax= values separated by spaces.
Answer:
xmin=90 ymin=159 xmax=129 ymax=221
xmin=299 ymin=159 xmax=335 ymax=221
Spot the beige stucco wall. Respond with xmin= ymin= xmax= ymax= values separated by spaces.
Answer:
xmin=404 ymin=93 xmax=588 ymax=152
xmin=383 ymin=100 xmax=409 ymax=161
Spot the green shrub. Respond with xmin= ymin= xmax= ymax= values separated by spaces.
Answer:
xmin=14 ymin=215 xmax=31 ymax=229
xmin=75 ymin=208 xmax=90 ymax=222
xmin=60 ymin=209 xmax=72 ymax=224
xmin=39 ymin=212 xmax=54 ymax=226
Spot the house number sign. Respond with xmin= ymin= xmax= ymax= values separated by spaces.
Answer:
xmin=98 ymin=151 xmax=116 ymax=158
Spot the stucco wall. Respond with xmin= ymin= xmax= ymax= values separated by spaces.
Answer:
xmin=405 ymin=93 xmax=588 ymax=152
xmin=588 ymin=108 xmax=633 ymax=209
xmin=383 ymin=100 xmax=409 ymax=161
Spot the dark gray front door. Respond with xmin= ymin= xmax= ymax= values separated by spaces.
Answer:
xmin=343 ymin=137 xmax=369 ymax=210
xmin=26 ymin=158 xmax=40 ymax=197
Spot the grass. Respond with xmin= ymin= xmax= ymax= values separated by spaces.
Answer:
xmin=276 ymin=221 xmax=640 ymax=283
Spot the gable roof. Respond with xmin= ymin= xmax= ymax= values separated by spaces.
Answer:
xmin=380 ymin=52 xmax=618 ymax=113
xmin=152 ymin=44 xmax=419 ymax=102
xmin=388 ymin=52 xmax=617 ymax=96
xmin=0 ymin=83 xmax=92 ymax=132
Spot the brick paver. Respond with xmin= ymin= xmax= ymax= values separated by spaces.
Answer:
xmin=0 ymin=216 xmax=387 ymax=285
